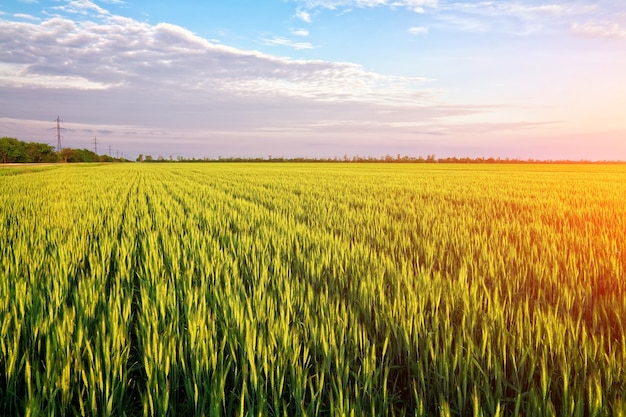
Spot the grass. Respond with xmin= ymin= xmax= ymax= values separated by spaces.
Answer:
xmin=1 ymin=162 xmax=625 ymax=416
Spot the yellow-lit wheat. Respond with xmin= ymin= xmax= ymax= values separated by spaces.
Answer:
xmin=1 ymin=162 xmax=625 ymax=416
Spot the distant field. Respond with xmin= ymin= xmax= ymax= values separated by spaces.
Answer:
xmin=1 ymin=163 xmax=625 ymax=416
xmin=0 ymin=164 xmax=61 ymax=176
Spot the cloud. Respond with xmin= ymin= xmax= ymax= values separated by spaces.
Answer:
xmin=391 ymin=0 xmax=438 ymax=13
xmin=431 ymin=2 xmax=607 ymax=35
xmin=296 ymin=9 xmax=312 ymax=22
xmin=13 ymin=13 xmax=41 ymax=21
xmin=291 ymin=28 xmax=310 ymax=36
xmin=51 ymin=0 xmax=111 ymax=17
xmin=297 ymin=0 xmax=438 ymax=13
xmin=438 ymin=2 xmax=592 ymax=18
xmin=1 ymin=10 xmax=437 ymax=104
xmin=262 ymin=36 xmax=314 ymax=50
xmin=408 ymin=26 xmax=428 ymax=35
xmin=571 ymin=20 xmax=626 ymax=38
xmin=0 ymin=3 xmax=452 ymax=152
xmin=291 ymin=0 xmax=626 ymax=40
xmin=8 ymin=1 xmax=608 ymax=159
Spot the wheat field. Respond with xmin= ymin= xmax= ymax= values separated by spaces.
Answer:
xmin=1 ymin=163 xmax=625 ymax=416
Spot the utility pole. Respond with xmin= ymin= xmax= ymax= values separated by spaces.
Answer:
xmin=108 ymin=145 xmax=111 ymax=157
xmin=52 ymin=116 xmax=65 ymax=152
xmin=93 ymin=136 xmax=98 ymax=154
xmin=56 ymin=116 xmax=62 ymax=151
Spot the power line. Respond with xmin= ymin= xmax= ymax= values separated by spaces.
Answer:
xmin=56 ymin=116 xmax=62 ymax=151
xmin=51 ymin=116 xmax=66 ymax=152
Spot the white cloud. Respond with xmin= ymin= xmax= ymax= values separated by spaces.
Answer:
xmin=296 ymin=9 xmax=312 ymax=22
xmin=408 ymin=26 xmax=428 ymax=34
xmin=577 ymin=21 xmax=626 ymax=38
xmin=291 ymin=28 xmax=310 ymax=36
xmin=440 ymin=2 xmax=611 ymax=34
xmin=13 ymin=13 xmax=40 ymax=21
xmin=571 ymin=20 xmax=626 ymax=38
xmin=0 ymin=6 xmax=465 ymax=160
xmin=294 ymin=0 xmax=624 ymax=38
xmin=298 ymin=0 xmax=437 ymax=12
xmin=0 ymin=62 xmax=110 ymax=89
xmin=391 ymin=0 xmax=438 ymax=13
xmin=51 ymin=0 xmax=111 ymax=17
xmin=0 ymin=10 xmax=435 ymax=106
xmin=263 ymin=36 xmax=315 ymax=50
xmin=439 ymin=2 xmax=585 ymax=17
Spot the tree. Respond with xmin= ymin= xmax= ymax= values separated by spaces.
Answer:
xmin=60 ymin=148 xmax=74 ymax=163
xmin=25 ymin=142 xmax=58 ymax=162
xmin=61 ymin=148 xmax=100 ymax=162
xmin=0 ymin=137 xmax=31 ymax=163
xmin=136 ymin=154 xmax=144 ymax=162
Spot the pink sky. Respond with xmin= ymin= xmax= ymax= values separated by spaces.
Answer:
xmin=1 ymin=0 xmax=625 ymax=160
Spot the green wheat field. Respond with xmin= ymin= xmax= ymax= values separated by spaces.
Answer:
xmin=1 ymin=163 xmax=625 ymax=416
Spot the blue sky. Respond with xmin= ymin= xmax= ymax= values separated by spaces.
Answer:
xmin=1 ymin=0 xmax=625 ymax=159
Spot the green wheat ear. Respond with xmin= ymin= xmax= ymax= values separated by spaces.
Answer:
xmin=0 ymin=162 xmax=624 ymax=416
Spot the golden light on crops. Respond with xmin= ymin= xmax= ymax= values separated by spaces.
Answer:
xmin=1 ymin=163 xmax=625 ymax=416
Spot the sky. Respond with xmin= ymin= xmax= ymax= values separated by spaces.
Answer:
xmin=1 ymin=0 xmax=625 ymax=160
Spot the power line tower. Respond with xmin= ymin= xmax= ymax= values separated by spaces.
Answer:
xmin=54 ymin=116 xmax=65 ymax=152
xmin=93 ymin=136 xmax=98 ymax=154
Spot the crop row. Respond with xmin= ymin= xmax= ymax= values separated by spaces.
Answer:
xmin=1 ymin=163 xmax=625 ymax=416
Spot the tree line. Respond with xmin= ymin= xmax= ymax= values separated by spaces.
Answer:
xmin=140 ymin=153 xmax=624 ymax=164
xmin=3 ymin=137 xmax=623 ymax=164
xmin=0 ymin=137 xmax=127 ymax=163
